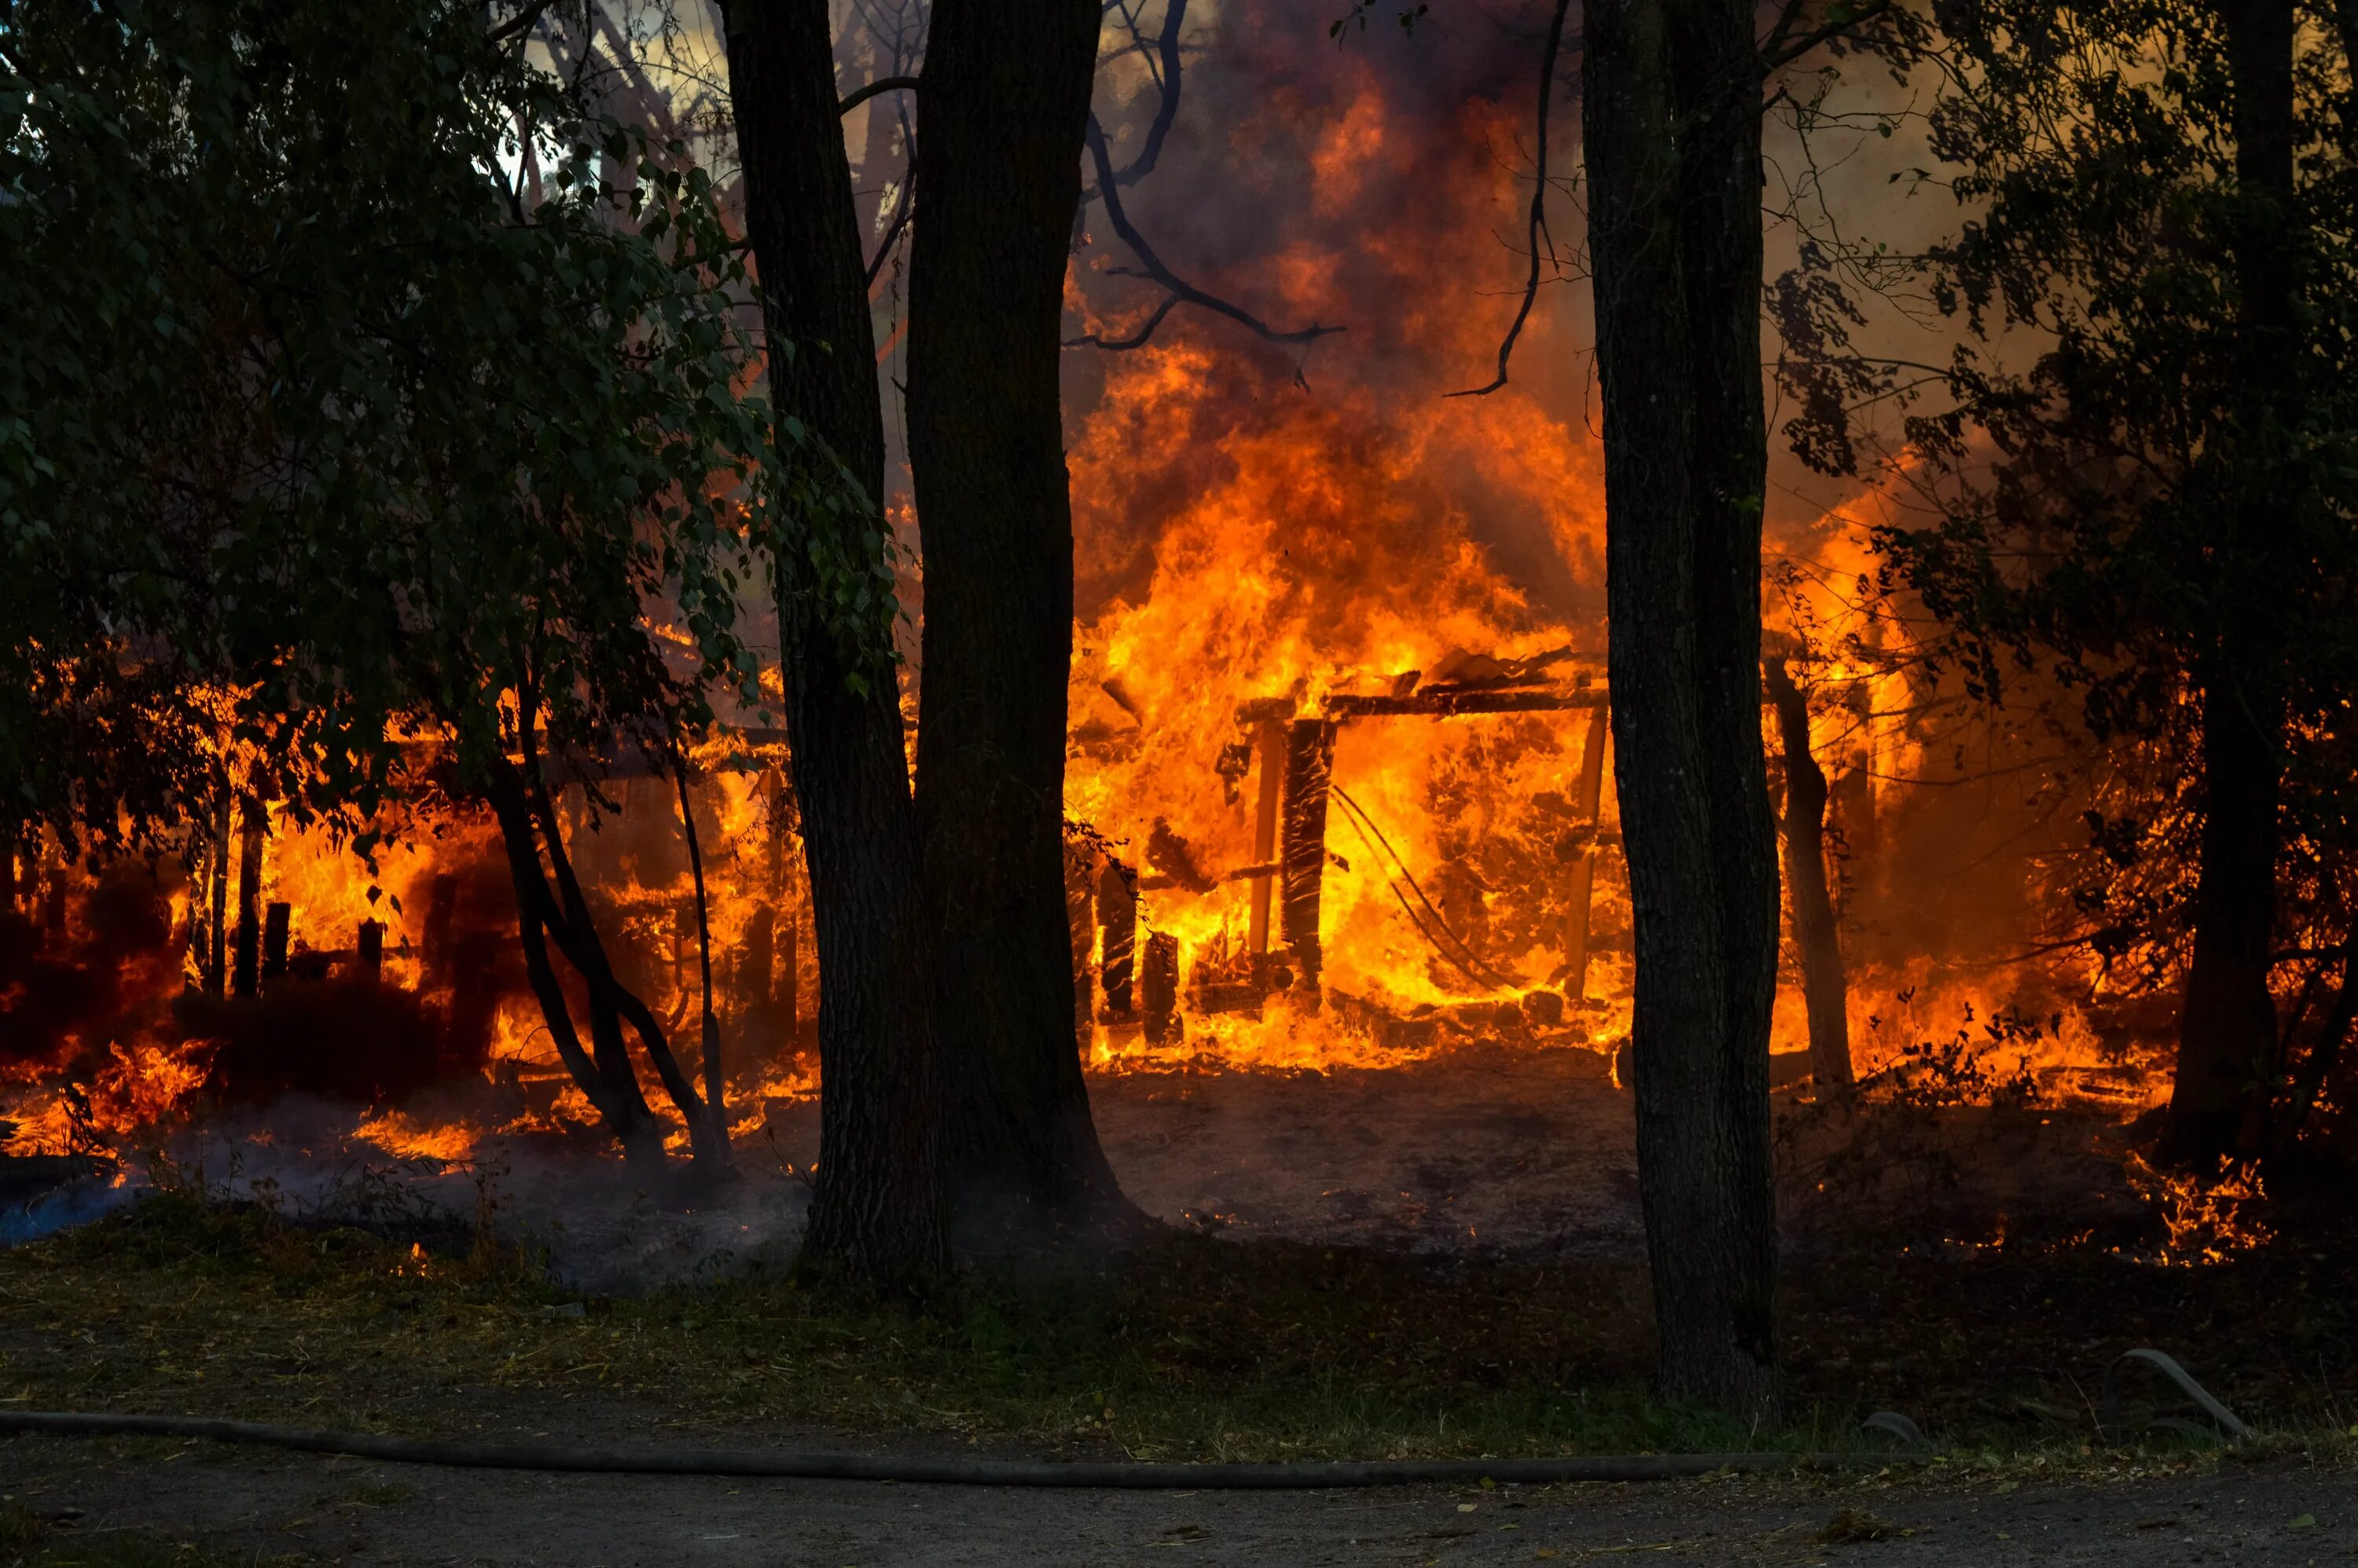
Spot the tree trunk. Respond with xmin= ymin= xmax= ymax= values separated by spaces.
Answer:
xmin=2169 ymin=668 xmax=2283 ymax=1159
xmin=1582 ymin=0 xmax=1780 ymax=1421
xmin=1763 ymin=656 xmax=1853 ymax=1093
xmin=722 ymin=0 xmax=949 ymax=1284
xmin=2167 ymin=0 xmax=2295 ymax=1164
xmin=905 ymin=0 xmax=1133 ymax=1232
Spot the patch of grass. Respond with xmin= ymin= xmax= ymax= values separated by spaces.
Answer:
xmin=2 ymin=1186 xmax=2354 ymax=1470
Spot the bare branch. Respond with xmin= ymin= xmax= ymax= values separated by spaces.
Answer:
xmin=1760 ymin=0 xmax=1897 ymax=72
xmin=1066 ymin=292 xmax=1181 ymax=351
xmin=1449 ymin=0 xmax=1571 ymax=398
xmin=487 ymin=1 xmax=553 ymax=49
xmin=1113 ymin=0 xmax=1187 ymax=185
xmin=1071 ymin=115 xmax=1342 ymax=353
xmin=839 ymin=74 xmax=920 ymax=117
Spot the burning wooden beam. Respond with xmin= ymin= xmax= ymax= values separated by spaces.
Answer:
xmin=1323 ymin=685 xmax=1607 ymax=720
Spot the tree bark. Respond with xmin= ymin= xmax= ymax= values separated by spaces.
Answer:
xmin=905 ymin=0 xmax=1133 ymax=1231
xmin=1582 ymin=0 xmax=1780 ymax=1420
xmin=1763 ymin=656 xmax=1853 ymax=1093
xmin=719 ymin=0 xmax=949 ymax=1283
xmin=2166 ymin=0 xmax=2294 ymax=1164
xmin=2169 ymin=668 xmax=2283 ymax=1159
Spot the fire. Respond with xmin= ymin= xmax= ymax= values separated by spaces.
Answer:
xmin=0 ymin=2 xmax=2204 ymax=1177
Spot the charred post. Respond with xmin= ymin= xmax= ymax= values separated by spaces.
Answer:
xmin=260 ymin=902 xmax=291 ymax=983
xmin=1066 ymin=846 xmax=1098 ymax=1047
xmin=1277 ymin=718 xmax=1339 ymax=995
xmin=232 ymin=799 xmax=266 ymax=998
xmin=1097 ymin=858 xmax=1137 ymax=1019
xmin=356 ymin=919 xmax=384 ymax=978
xmin=1247 ymin=719 xmax=1284 ymax=973
xmin=1141 ymin=931 xmax=1181 ymax=1046
xmin=1560 ymin=702 xmax=1611 ymax=998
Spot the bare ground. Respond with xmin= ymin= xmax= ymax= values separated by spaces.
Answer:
xmin=2 ymin=1425 xmax=2350 ymax=1566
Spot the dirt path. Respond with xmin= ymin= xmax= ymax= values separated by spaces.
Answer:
xmin=4 ymin=1434 xmax=2349 ymax=1566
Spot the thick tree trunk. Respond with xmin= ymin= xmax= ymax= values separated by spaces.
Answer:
xmin=718 ymin=0 xmax=949 ymax=1283
xmin=2167 ymin=0 xmax=2294 ymax=1163
xmin=904 ymin=0 xmax=1133 ymax=1232
xmin=1583 ymin=0 xmax=1780 ymax=1421
xmin=2169 ymin=670 xmax=2283 ymax=1159
xmin=1763 ymin=656 xmax=1853 ymax=1093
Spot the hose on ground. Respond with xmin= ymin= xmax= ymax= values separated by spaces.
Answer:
xmin=0 ymin=1410 xmax=1882 ymax=1489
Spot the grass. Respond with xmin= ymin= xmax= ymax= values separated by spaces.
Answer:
xmin=1 ymin=1504 xmax=301 ymax=1568
xmin=1 ymin=1184 xmax=2354 ymax=1474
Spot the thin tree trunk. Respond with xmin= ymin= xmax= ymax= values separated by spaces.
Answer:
xmin=1583 ymin=0 xmax=1780 ymax=1421
xmin=1763 ymin=656 xmax=1853 ymax=1093
xmin=905 ymin=0 xmax=1133 ymax=1232
xmin=722 ymin=0 xmax=949 ymax=1284
xmin=677 ymin=765 xmax=729 ymax=1168
xmin=2167 ymin=0 xmax=2294 ymax=1164
xmin=487 ymin=783 xmax=662 ymax=1162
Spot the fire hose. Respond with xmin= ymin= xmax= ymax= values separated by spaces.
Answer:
xmin=0 ymin=1409 xmax=1904 ymax=1489
xmin=0 ymin=1357 xmax=2242 ymax=1486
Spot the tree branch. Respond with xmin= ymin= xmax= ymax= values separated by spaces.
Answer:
xmin=1760 ymin=0 xmax=1896 ymax=72
xmin=1111 ymin=0 xmax=1188 ymax=185
xmin=1072 ymin=115 xmax=1342 ymax=354
xmin=487 ymin=1 xmax=553 ymax=49
xmin=839 ymin=74 xmax=920 ymax=117
xmin=1450 ymin=0 xmax=1571 ymax=398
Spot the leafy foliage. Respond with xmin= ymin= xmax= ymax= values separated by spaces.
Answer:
xmin=0 ymin=0 xmax=831 ymax=839
xmin=2 ymin=0 xmax=860 ymax=1157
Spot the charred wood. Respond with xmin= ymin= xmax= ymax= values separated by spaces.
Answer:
xmin=1142 ymin=931 xmax=1181 ymax=1046
xmin=231 ymin=799 xmax=265 ymax=999
xmin=1278 ymin=719 xmax=1339 ymax=996
xmin=260 ymin=902 xmax=291 ymax=985
xmin=1096 ymin=858 xmax=1137 ymax=1018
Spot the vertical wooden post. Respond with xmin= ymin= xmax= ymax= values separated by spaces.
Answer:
xmin=1246 ymin=720 xmax=1284 ymax=970
xmin=1141 ymin=931 xmax=1180 ymax=1046
xmin=232 ymin=799 xmax=266 ymax=998
xmin=1561 ymin=700 xmax=1611 ymax=999
xmin=357 ymin=919 xmax=384 ymax=978
xmin=1065 ymin=846 xmax=1097 ymax=1048
xmin=1277 ymin=719 xmax=1339 ymax=994
xmin=1096 ymin=860 xmax=1136 ymax=1019
xmin=261 ymin=902 xmax=291 ymax=983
